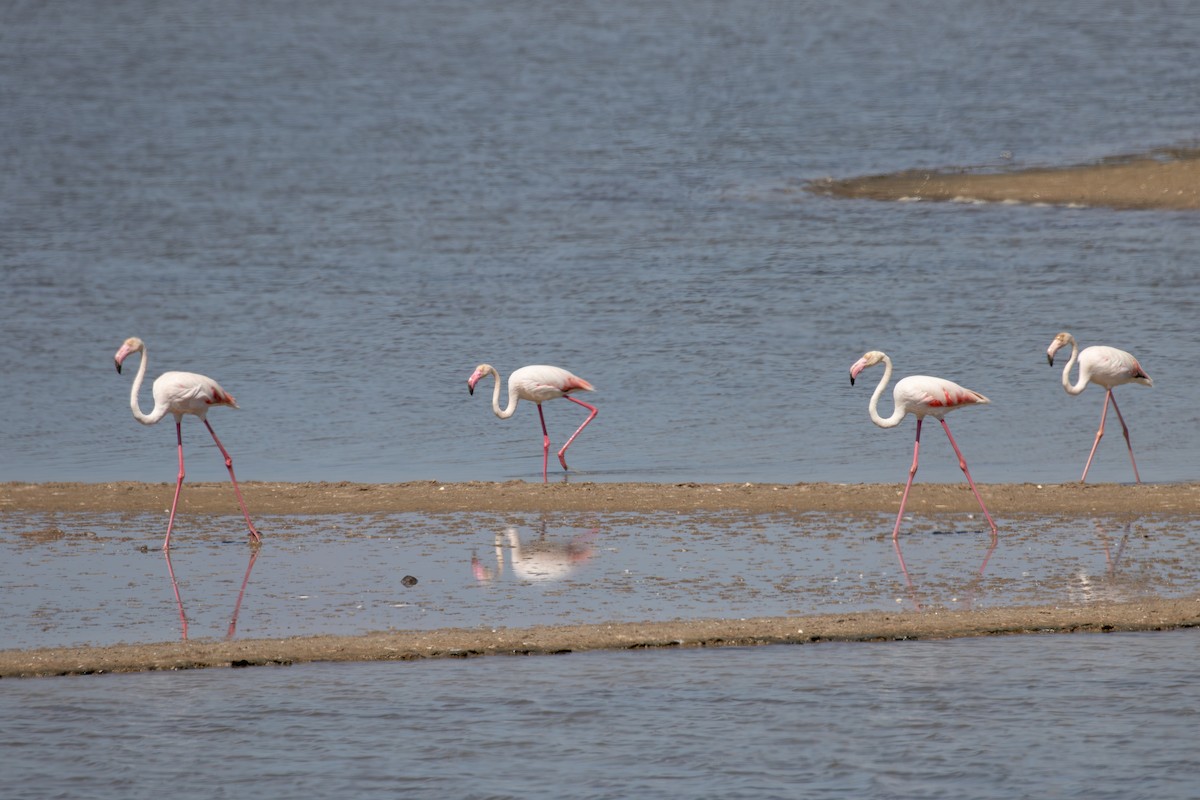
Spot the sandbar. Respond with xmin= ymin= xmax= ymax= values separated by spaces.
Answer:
xmin=3 ymin=479 xmax=1197 ymax=517
xmin=807 ymin=147 xmax=1200 ymax=210
xmin=1 ymin=599 xmax=1197 ymax=679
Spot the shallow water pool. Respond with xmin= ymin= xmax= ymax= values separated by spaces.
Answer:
xmin=2 ymin=510 xmax=1195 ymax=650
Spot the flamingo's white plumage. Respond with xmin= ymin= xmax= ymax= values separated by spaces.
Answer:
xmin=850 ymin=350 xmax=997 ymax=539
xmin=468 ymin=363 xmax=597 ymax=481
xmin=114 ymin=337 xmax=260 ymax=549
xmin=1047 ymin=331 xmax=1152 ymax=483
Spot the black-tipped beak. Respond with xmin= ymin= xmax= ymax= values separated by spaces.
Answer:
xmin=849 ymin=375 xmax=856 ymax=386
xmin=115 ymin=360 xmax=122 ymax=374
xmin=468 ymin=382 xmax=474 ymax=396
xmin=1046 ymin=354 xmax=1054 ymax=366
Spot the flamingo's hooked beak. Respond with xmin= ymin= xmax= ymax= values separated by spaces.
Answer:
xmin=1046 ymin=337 xmax=1068 ymax=366
xmin=114 ymin=341 xmax=135 ymax=374
xmin=848 ymin=357 xmax=868 ymax=386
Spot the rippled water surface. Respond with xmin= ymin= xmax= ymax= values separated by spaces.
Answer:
xmin=4 ymin=2 xmax=1200 ymax=797
xmin=2 ymin=631 xmax=1198 ymax=799
xmin=2 ymin=0 xmax=1198 ymax=486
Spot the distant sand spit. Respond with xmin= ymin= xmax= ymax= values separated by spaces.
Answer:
xmin=808 ymin=147 xmax=1200 ymax=210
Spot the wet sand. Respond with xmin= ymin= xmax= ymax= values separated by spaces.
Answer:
xmin=4 ymin=479 xmax=1198 ymax=516
xmin=807 ymin=147 xmax=1200 ymax=210
xmin=2 ymin=480 xmax=1197 ymax=678
xmin=2 ymin=598 xmax=1197 ymax=679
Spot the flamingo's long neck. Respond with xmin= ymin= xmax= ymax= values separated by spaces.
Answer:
xmin=128 ymin=348 xmax=170 ymax=426
xmin=867 ymin=354 xmax=907 ymax=428
xmin=489 ymin=370 xmax=520 ymax=419
xmin=1059 ymin=337 xmax=1087 ymax=395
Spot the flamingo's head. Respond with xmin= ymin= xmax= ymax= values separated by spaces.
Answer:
xmin=467 ymin=363 xmax=496 ymax=395
xmin=849 ymin=351 xmax=885 ymax=386
xmin=1046 ymin=331 xmax=1074 ymax=366
xmin=114 ymin=337 xmax=145 ymax=374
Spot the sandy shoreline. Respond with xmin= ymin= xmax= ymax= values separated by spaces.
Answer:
xmin=4 ymin=479 xmax=1195 ymax=515
xmin=807 ymin=147 xmax=1200 ymax=210
xmin=2 ymin=599 xmax=1196 ymax=679
xmin=3 ymin=479 xmax=1197 ymax=516
xmin=3 ymin=480 xmax=1197 ymax=678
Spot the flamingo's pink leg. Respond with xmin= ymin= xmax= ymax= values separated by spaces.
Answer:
xmin=1081 ymin=390 xmax=1113 ymax=483
xmin=1106 ymin=391 xmax=1142 ymax=483
xmin=939 ymin=418 xmax=998 ymax=535
xmin=163 ymin=547 xmax=188 ymax=640
xmin=536 ymin=404 xmax=552 ymax=482
xmin=227 ymin=546 xmax=261 ymax=639
xmin=163 ymin=420 xmax=187 ymax=551
xmin=892 ymin=418 xmax=923 ymax=539
xmin=204 ymin=419 xmax=261 ymax=544
xmin=557 ymin=396 xmax=598 ymax=472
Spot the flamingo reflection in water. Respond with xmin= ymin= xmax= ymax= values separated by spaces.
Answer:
xmin=162 ymin=545 xmax=261 ymax=641
xmin=472 ymin=521 xmax=599 ymax=583
xmin=1067 ymin=520 xmax=1135 ymax=605
xmin=891 ymin=528 xmax=998 ymax=612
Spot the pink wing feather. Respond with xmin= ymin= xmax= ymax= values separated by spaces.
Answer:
xmin=896 ymin=375 xmax=989 ymax=418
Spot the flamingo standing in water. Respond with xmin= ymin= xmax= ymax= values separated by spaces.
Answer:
xmin=1047 ymin=331 xmax=1152 ymax=483
xmin=114 ymin=337 xmax=261 ymax=550
xmin=850 ymin=350 xmax=997 ymax=540
xmin=467 ymin=363 xmax=597 ymax=481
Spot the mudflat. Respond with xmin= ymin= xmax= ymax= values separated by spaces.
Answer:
xmin=2 ymin=598 xmax=1197 ymax=679
xmin=4 ymin=479 xmax=1198 ymax=516
xmin=807 ymin=147 xmax=1200 ymax=210
xmin=3 ymin=480 xmax=1197 ymax=678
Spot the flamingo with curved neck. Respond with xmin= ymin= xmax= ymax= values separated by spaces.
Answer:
xmin=114 ymin=336 xmax=260 ymax=550
xmin=467 ymin=363 xmax=597 ymax=481
xmin=1046 ymin=331 xmax=1152 ymax=483
xmin=850 ymin=350 xmax=997 ymax=540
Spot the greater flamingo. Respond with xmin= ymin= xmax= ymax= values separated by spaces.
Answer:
xmin=1047 ymin=332 xmax=1152 ymax=483
xmin=850 ymin=350 xmax=998 ymax=539
xmin=467 ymin=363 xmax=597 ymax=481
xmin=114 ymin=337 xmax=260 ymax=550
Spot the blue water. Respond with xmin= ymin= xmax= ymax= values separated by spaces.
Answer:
xmin=2 ymin=631 xmax=1198 ymax=799
xmin=1 ymin=0 xmax=1197 ymax=486
xmin=3 ymin=1 xmax=1200 ymax=796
